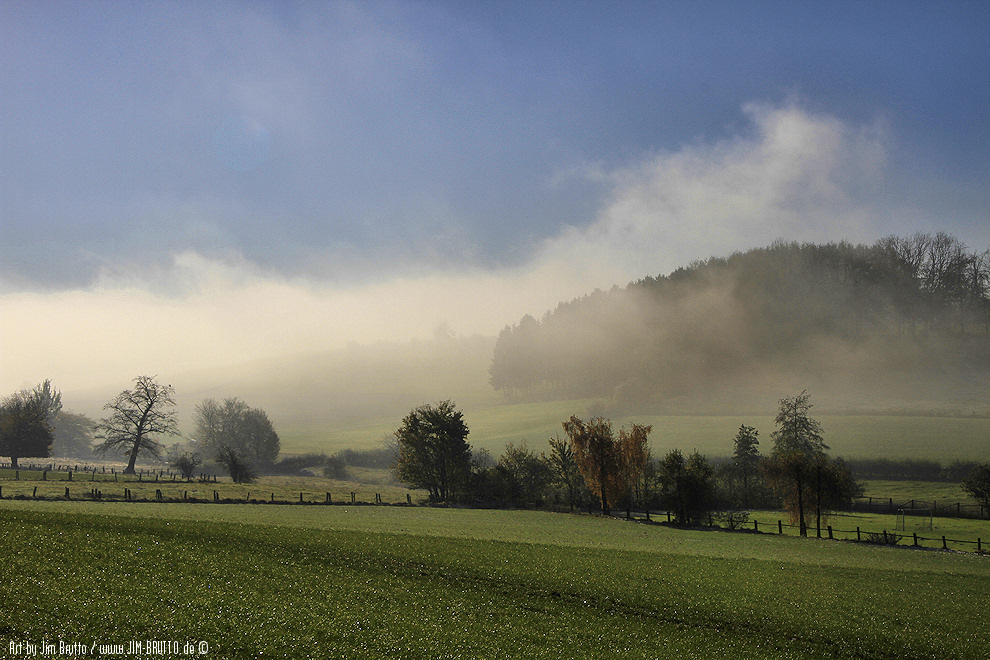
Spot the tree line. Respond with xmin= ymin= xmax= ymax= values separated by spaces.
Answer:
xmin=488 ymin=233 xmax=990 ymax=399
xmin=0 ymin=375 xmax=282 ymax=483
xmin=393 ymin=392 xmax=990 ymax=530
xmin=393 ymin=392 xmax=874 ymax=534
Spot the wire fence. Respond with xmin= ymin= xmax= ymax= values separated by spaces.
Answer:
xmin=851 ymin=496 xmax=987 ymax=520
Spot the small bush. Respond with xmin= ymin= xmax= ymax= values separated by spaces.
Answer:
xmin=864 ymin=530 xmax=903 ymax=546
xmin=323 ymin=457 xmax=349 ymax=480
xmin=170 ymin=453 xmax=201 ymax=480
xmin=713 ymin=511 xmax=750 ymax=530
xmin=215 ymin=446 xmax=257 ymax=484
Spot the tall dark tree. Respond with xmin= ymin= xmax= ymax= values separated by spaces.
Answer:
xmin=732 ymin=424 xmax=760 ymax=507
xmin=394 ymin=400 xmax=471 ymax=503
xmin=95 ymin=376 xmax=179 ymax=474
xmin=765 ymin=391 xmax=828 ymax=536
xmin=0 ymin=381 xmax=59 ymax=468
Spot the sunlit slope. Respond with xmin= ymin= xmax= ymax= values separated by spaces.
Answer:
xmin=279 ymin=397 xmax=990 ymax=461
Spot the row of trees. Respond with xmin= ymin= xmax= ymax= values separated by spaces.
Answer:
xmin=0 ymin=376 xmax=280 ymax=482
xmin=393 ymin=393 xmax=864 ymax=534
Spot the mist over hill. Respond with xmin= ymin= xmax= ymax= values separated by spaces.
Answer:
xmin=59 ymin=233 xmax=989 ymax=443
xmin=489 ymin=233 xmax=990 ymax=415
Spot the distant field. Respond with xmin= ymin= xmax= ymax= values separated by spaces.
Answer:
xmin=2 ymin=501 xmax=989 ymax=658
xmin=858 ymin=479 xmax=974 ymax=503
xmin=279 ymin=397 xmax=990 ymax=461
xmin=0 ymin=468 xmax=422 ymax=505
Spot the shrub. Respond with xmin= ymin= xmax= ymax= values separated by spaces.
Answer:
xmin=864 ymin=530 xmax=903 ymax=546
xmin=323 ymin=456 xmax=349 ymax=480
xmin=215 ymin=446 xmax=256 ymax=484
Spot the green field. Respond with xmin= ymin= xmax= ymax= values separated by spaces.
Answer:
xmin=2 ymin=500 xmax=989 ymax=658
xmin=278 ymin=399 xmax=990 ymax=462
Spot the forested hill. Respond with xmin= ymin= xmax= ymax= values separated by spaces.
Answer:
xmin=489 ymin=233 xmax=990 ymax=413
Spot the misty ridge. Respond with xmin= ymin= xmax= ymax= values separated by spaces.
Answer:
xmin=64 ymin=231 xmax=989 ymax=432
xmin=489 ymin=232 xmax=990 ymax=415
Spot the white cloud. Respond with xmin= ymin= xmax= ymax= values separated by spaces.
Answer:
xmin=538 ymin=102 xmax=889 ymax=284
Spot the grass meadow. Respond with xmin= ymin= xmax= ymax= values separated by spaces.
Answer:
xmin=2 ymin=500 xmax=990 ymax=659
xmin=279 ymin=399 xmax=990 ymax=462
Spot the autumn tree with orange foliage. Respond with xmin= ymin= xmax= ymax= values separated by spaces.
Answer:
xmin=562 ymin=416 xmax=651 ymax=515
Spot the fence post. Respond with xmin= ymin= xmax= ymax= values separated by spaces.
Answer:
xmin=271 ymin=493 xmax=274 ymax=502
xmin=754 ymin=519 xmax=759 ymax=533
xmin=184 ymin=491 xmax=188 ymax=500
xmin=827 ymin=526 xmax=833 ymax=540
xmin=407 ymin=493 xmax=412 ymax=505
xmin=214 ymin=490 xmax=219 ymax=501
xmin=33 ymin=486 xmax=37 ymax=498
xmin=667 ymin=511 xmax=671 ymax=523
xmin=856 ymin=527 xmax=861 ymax=542
xmin=65 ymin=487 xmax=70 ymax=499
xmin=42 ymin=470 xmax=47 ymax=481
xmin=978 ymin=538 xmax=982 ymax=552
xmin=913 ymin=533 xmax=918 ymax=547
xmin=778 ymin=520 xmax=783 ymax=535
xmin=942 ymin=536 xmax=947 ymax=550
xmin=300 ymin=492 xmax=304 ymax=503
xmin=326 ymin=492 xmax=331 ymax=503
xmin=351 ymin=492 xmax=356 ymax=503
xmin=68 ymin=471 xmax=72 ymax=481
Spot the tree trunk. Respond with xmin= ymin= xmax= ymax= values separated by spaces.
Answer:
xmin=124 ymin=437 xmax=141 ymax=474
xmin=815 ymin=464 xmax=822 ymax=538
xmin=11 ymin=455 xmax=19 ymax=469
xmin=796 ymin=466 xmax=806 ymax=537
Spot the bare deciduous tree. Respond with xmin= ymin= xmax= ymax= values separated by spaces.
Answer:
xmin=95 ymin=375 xmax=179 ymax=474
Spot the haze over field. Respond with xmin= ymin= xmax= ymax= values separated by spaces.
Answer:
xmin=2 ymin=2 xmax=989 ymax=424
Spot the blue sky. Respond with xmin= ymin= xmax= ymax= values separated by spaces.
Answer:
xmin=1 ymin=0 xmax=989 ymax=391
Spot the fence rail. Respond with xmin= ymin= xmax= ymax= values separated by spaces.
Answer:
xmin=851 ymin=497 xmax=987 ymax=520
